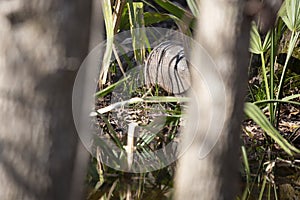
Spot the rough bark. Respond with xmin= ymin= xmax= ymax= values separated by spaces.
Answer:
xmin=175 ymin=0 xmax=251 ymax=199
xmin=0 ymin=1 xmax=91 ymax=199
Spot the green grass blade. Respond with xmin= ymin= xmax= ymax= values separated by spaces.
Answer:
xmin=254 ymin=99 xmax=300 ymax=107
xmin=153 ymin=0 xmax=195 ymax=27
xmin=127 ymin=2 xmax=148 ymax=64
xmin=262 ymin=31 xmax=271 ymax=51
xmin=242 ymin=146 xmax=251 ymax=185
xmin=249 ymin=22 xmax=271 ymax=54
xmin=120 ymin=12 xmax=172 ymax=30
xmin=100 ymin=115 xmax=125 ymax=150
xmin=260 ymin=52 xmax=270 ymax=101
xmin=276 ymin=31 xmax=299 ymax=100
xmin=244 ymin=103 xmax=300 ymax=155
xmin=258 ymin=176 xmax=267 ymax=200
xmin=99 ymin=0 xmax=115 ymax=85
xmin=249 ymin=23 xmax=263 ymax=54
xmin=144 ymin=12 xmax=172 ymax=26
xmin=186 ymin=0 xmax=199 ymax=17
xmin=286 ymin=31 xmax=299 ymax=63
xmin=93 ymin=135 xmax=122 ymax=167
xmin=270 ymin=29 xmax=276 ymax=124
xmin=282 ymin=94 xmax=300 ymax=101
xmin=280 ymin=0 xmax=300 ymax=32
xmin=95 ymin=76 xmax=130 ymax=98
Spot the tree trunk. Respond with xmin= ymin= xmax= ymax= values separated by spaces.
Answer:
xmin=175 ymin=0 xmax=251 ymax=199
xmin=0 ymin=1 xmax=91 ymax=199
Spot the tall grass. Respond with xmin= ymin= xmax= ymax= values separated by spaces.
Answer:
xmin=93 ymin=1 xmax=300 ymax=199
xmin=244 ymin=0 xmax=300 ymax=198
xmin=248 ymin=0 xmax=300 ymax=150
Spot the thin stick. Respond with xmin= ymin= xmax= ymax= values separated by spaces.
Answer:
xmin=126 ymin=122 xmax=137 ymax=170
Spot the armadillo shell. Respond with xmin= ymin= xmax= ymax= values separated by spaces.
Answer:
xmin=144 ymin=41 xmax=191 ymax=95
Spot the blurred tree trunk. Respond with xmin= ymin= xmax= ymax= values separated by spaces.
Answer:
xmin=175 ymin=0 xmax=251 ymax=199
xmin=0 ymin=1 xmax=92 ymax=199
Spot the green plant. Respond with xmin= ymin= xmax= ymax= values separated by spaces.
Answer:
xmin=94 ymin=1 xmax=300 ymax=199
xmin=99 ymin=0 xmax=197 ymax=87
xmin=248 ymin=0 xmax=300 ymax=150
xmin=99 ymin=0 xmax=115 ymax=86
xmin=276 ymin=0 xmax=300 ymax=125
xmin=243 ymin=1 xmax=300 ymax=199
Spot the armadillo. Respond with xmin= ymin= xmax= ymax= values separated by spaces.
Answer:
xmin=144 ymin=41 xmax=191 ymax=96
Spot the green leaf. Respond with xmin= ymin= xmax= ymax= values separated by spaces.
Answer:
xmin=280 ymin=0 xmax=300 ymax=32
xmin=119 ymin=4 xmax=129 ymax=30
xmin=144 ymin=12 xmax=172 ymax=26
xmin=286 ymin=31 xmax=299 ymax=62
xmin=153 ymin=0 xmax=195 ymax=27
xmin=262 ymin=31 xmax=271 ymax=51
xmin=95 ymin=76 xmax=130 ymax=98
xmin=127 ymin=2 xmax=149 ymax=64
xmin=254 ymin=99 xmax=300 ymax=107
xmin=244 ymin=102 xmax=300 ymax=155
xmin=120 ymin=12 xmax=172 ymax=30
xmin=276 ymin=31 xmax=299 ymax=102
xmin=249 ymin=23 xmax=271 ymax=54
xmin=241 ymin=146 xmax=250 ymax=184
xmin=283 ymin=94 xmax=300 ymax=101
xmin=100 ymin=115 xmax=125 ymax=150
xmin=186 ymin=0 xmax=199 ymax=17
xmin=249 ymin=23 xmax=262 ymax=54
xmin=99 ymin=0 xmax=114 ymax=85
